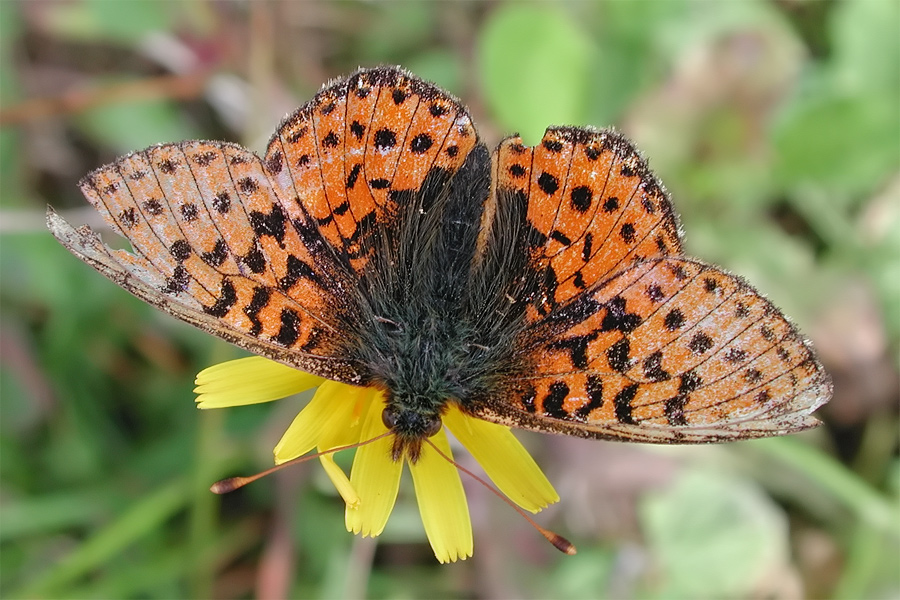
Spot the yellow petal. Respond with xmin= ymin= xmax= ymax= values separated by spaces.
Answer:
xmin=319 ymin=454 xmax=360 ymax=509
xmin=345 ymin=393 xmax=401 ymax=537
xmin=273 ymin=380 xmax=359 ymax=464
xmin=409 ymin=428 xmax=473 ymax=563
xmin=313 ymin=387 xmax=378 ymax=509
xmin=444 ymin=406 xmax=559 ymax=513
xmin=194 ymin=357 xmax=323 ymax=408
xmin=318 ymin=387 xmax=375 ymax=450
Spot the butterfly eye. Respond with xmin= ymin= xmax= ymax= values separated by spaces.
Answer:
xmin=382 ymin=406 xmax=398 ymax=431
xmin=422 ymin=417 xmax=442 ymax=438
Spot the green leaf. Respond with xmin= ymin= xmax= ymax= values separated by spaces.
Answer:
xmin=479 ymin=4 xmax=593 ymax=143
xmin=74 ymin=96 xmax=199 ymax=154
xmin=829 ymin=0 xmax=900 ymax=94
xmin=44 ymin=0 xmax=175 ymax=43
xmin=13 ymin=479 xmax=189 ymax=598
xmin=774 ymin=92 xmax=900 ymax=200
xmin=641 ymin=468 xmax=789 ymax=599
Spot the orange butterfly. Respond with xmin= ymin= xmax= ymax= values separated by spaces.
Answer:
xmin=48 ymin=66 xmax=831 ymax=463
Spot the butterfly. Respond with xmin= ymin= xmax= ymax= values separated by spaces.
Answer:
xmin=48 ymin=66 xmax=831 ymax=462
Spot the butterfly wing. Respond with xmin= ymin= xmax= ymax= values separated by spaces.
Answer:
xmin=49 ymin=67 xmax=485 ymax=386
xmin=263 ymin=67 xmax=479 ymax=278
xmin=485 ymin=127 xmax=683 ymax=316
xmin=48 ymin=140 xmax=365 ymax=382
xmin=470 ymin=257 xmax=831 ymax=442
xmin=468 ymin=126 xmax=830 ymax=442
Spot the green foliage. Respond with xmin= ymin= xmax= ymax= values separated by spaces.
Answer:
xmin=1 ymin=0 xmax=897 ymax=597
xmin=642 ymin=468 xmax=789 ymax=599
xmin=479 ymin=4 xmax=593 ymax=142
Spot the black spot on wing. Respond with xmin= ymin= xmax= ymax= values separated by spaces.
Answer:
xmin=346 ymin=163 xmax=362 ymax=190
xmin=543 ymin=291 xmax=602 ymax=329
xmin=238 ymin=177 xmax=259 ymax=194
xmin=542 ymin=139 xmax=563 ymax=152
xmin=537 ymin=172 xmax=559 ymax=195
xmin=744 ymin=368 xmax=763 ymax=384
xmin=265 ymin=149 xmax=283 ymax=174
xmin=570 ymin=186 xmax=592 ymax=212
xmin=575 ymin=376 xmax=604 ymax=420
xmin=410 ymin=134 xmax=433 ymax=154
xmin=664 ymin=371 xmax=702 ymax=426
xmin=606 ymin=338 xmax=631 ymax=373
xmin=688 ymin=332 xmax=714 ymax=355
xmin=279 ymin=254 xmax=319 ymax=290
xmin=203 ymin=279 xmax=237 ymax=318
xmin=550 ymin=230 xmax=572 ymax=246
xmin=391 ymin=88 xmax=407 ymax=104
xmin=241 ymin=246 xmax=267 ymax=274
xmin=119 ymin=208 xmax=137 ymax=228
xmin=642 ymin=351 xmax=670 ymax=382
xmin=520 ymin=385 xmax=537 ymax=413
xmin=724 ymin=348 xmax=749 ymax=364
xmin=614 ymin=384 xmax=638 ymax=424
xmin=548 ymin=333 xmax=599 ymax=369
xmin=600 ymin=296 xmax=641 ymax=334
xmin=542 ymin=381 xmax=570 ymax=419
xmin=322 ymin=131 xmax=339 ymax=148
xmin=163 ymin=265 xmax=190 ymax=294
xmin=664 ymin=308 xmax=685 ymax=331
xmin=201 ymin=239 xmax=228 ymax=267
xmin=180 ymin=203 xmax=198 ymax=221
xmin=581 ymin=232 xmax=593 ymax=262
xmin=646 ymin=284 xmax=664 ymax=303
xmin=374 ymin=129 xmax=397 ymax=150
xmin=249 ymin=204 xmax=287 ymax=246
xmin=245 ymin=286 xmax=271 ymax=336
xmin=143 ymin=199 xmax=163 ymax=216
xmin=274 ymin=308 xmax=301 ymax=347
xmin=169 ymin=240 xmax=191 ymax=262
xmin=212 ymin=192 xmax=231 ymax=214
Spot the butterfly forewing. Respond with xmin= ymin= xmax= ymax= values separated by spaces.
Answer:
xmin=58 ymin=138 xmax=365 ymax=382
xmin=265 ymin=68 xmax=478 ymax=278
xmin=492 ymin=127 xmax=682 ymax=315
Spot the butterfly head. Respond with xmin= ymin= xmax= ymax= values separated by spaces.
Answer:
xmin=381 ymin=400 xmax=443 ymax=463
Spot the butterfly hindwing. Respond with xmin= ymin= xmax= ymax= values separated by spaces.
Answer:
xmin=469 ymin=257 xmax=831 ymax=442
xmin=47 ymin=207 xmax=364 ymax=383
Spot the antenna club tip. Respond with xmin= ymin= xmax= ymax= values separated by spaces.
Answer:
xmin=210 ymin=477 xmax=243 ymax=494
xmin=548 ymin=533 xmax=577 ymax=555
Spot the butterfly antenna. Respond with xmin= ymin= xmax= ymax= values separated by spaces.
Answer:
xmin=423 ymin=438 xmax=576 ymax=555
xmin=210 ymin=431 xmax=393 ymax=494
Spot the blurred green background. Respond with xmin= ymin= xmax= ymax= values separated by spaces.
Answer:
xmin=1 ymin=1 xmax=898 ymax=598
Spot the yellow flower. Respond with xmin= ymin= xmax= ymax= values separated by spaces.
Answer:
xmin=194 ymin=356 xmax=561 ymax=563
